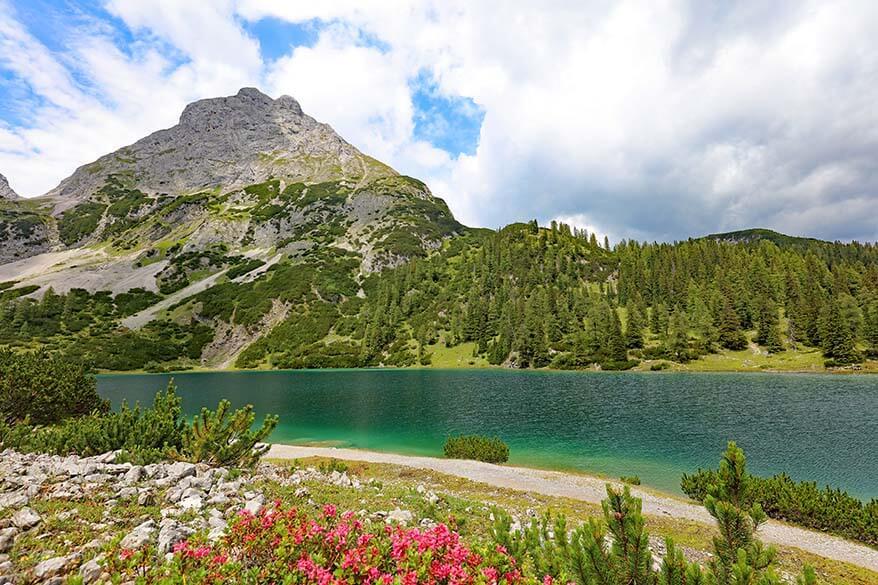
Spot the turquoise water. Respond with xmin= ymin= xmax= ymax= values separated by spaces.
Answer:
xmin=97 ymin=370 xmax=878 ymax=499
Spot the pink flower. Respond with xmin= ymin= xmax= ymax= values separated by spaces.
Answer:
xmin=193 ymin=546 xmax=212 ymax=559
xmin=172 ymin=540 xmax=189 ymax=554
xmin=118 ymin=549 xmax=134 ymax=561
xmin=483 ymin=566 xmax=500 ymax=584
xmin=322 ymin=504 xmax=337 ymax=518
xmin=543 ymin=576 xmax=554 ymax=585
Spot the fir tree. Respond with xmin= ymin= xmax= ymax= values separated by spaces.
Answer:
xmin=607 ymin=309 xmax=628 ymax=362
xmin=624 ymin=303 xmax=645 ymax=349
xmin=755 ymin=299 xmax=784 ymax=353
xmin=717 ymin=296 xmax=747 ymax=350
xmin=666 ymin=310 xmax=690 ymax=361
xmin=820 ymin=297 xmax=860 ymax=364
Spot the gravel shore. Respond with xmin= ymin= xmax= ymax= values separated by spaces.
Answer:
xmin=267 ymin=444 xmax=878 ymax=572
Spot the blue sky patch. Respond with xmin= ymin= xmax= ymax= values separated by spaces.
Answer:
xmin=411 ymin=71 xmax=484 ymax=156
xmin=241 ymin=17 xmax=320 ymax=62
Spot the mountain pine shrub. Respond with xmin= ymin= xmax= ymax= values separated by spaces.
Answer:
xmin=490 ymin=442 xmax=816 ymax=584
xmin=682 ymin=456 xmax=878 ymax=546
xmin=0 ymin=348 xmax=108 ymax=425
xmin=444 ymin=434 xmax=509 ymax=463
xmin=167 ymin=399 xmax=278 ymax=467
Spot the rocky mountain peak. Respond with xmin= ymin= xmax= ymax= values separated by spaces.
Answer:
xmin=0 ymin=173 xmax=19 ymax=200
xmin=44 ymin=88 xmax=395 ymax=210
xmin=178 ymin=87 xmax=304 ymax=131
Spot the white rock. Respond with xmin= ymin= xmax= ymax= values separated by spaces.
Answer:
xmin=167 ymin=462 xmax=197 ymax=481
xmin=119 ymin=520 xmax=157 ymax=550
xmin=0 ymin=528 xmax=17 ymax=553
xmin=12 ymin=507 xmax=41 ymax=530
xmin=33 ymin=553 xmax=79 ymax=580
xmin=385 ymin=508 xmax=413 ymax=526
xmin=179 ymin=495 xmax=204 ymax=511
xmin=243 ymin=495 xmax=265 ymax=515
xmin=157 ymin=522 xmax=194 ymax=555
xmin=207 ymin=493 xmax=230 ymax=506
xmin=123 ymin=466 xmax=144 ymax=485
xmin=0 ymin=493 xmax=28 ymax=510
xmin=80 ymin=554 xmax=104 ymax=584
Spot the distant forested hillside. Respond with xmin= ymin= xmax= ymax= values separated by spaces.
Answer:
xmin=2 ymin=220 xmax=877 ymax=372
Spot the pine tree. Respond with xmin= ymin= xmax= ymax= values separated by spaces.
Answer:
xmin=820 ymin=297 xmax=859 ymax=364
xmin=704 ymin=442 xmax=777 ymax=585
xmin=607 ymin=310 xmax=628 ymax=362
xmin=717 ymin=296 xmax=747 ymax=350
xmin=625 ymin=303 xmax=645 ymax=349
xmin=755 ymin=299 xmax=784 ymax=353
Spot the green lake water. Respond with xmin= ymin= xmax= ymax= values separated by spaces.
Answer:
xmin=97 ymin=369 xmax=878 ymax=499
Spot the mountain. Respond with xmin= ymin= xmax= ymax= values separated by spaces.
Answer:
xmin=0 ymin=173 xmax=19 ymax=200
xmin=0 ymin=174 xmax=53 ymax=264
xmin=0 ymin=88 xmax=461 ymax=277
xmin=0 ymin=89 xmax=876 ymax=373
xmin=703 ymin=228 xmax=829 ymax=248
xmin=45 ymin=88 xmax=395 ymax=211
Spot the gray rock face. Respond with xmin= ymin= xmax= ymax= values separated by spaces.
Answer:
xmin=0 ymin=174 xmax=18 ymax=200
xmin=44 ymin=88 xmax=394 ymax=210
xmin=119 ymin=519 xmax=157 ymax=550
xmin=0 ymin=528 xmax=16 ymax=553
xmin=33 ymin=554 xmax=79 ymax=580
xmin=12 ymin=507 xmax=41 ymax=530
xmin=157 ymin=520 xmax=194 ymax=555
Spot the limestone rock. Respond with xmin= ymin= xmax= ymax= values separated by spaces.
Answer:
xmin=79 ymin=554 xmax=104 ymax=584
xmin=119 ymin=520 xmax=156 ymax=550
xmin=385 ymin=508 xmax=413 ymax=526
xmin=0 ymin=529 xmax=16 ymax=553
xmin=0 ymin=174 xmax=18 ymax=200
xmin=12 ymin=508 xmax=40 ymax=530
xmin=33 ymin=554 xmax=79 ymax=580
xmin=157 ymin=521 xmax=194 ymax=555
xmin=44 ymin=88 xmax=393 ymax=209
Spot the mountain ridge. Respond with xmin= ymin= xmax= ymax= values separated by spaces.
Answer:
xmin=0 ymin=88 xmax=876 ymax=373
xmin=0 ymin=173 xmax=19 ymax=200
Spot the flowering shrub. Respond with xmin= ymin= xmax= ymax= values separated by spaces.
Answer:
xmin=112 ymin=502 xmax=527 ymax=584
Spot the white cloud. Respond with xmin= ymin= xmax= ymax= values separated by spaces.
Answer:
xmin=1 ymin=0 xmax=877 ymax=242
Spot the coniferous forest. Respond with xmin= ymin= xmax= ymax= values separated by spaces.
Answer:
xmin=1 ymin=224 xmax=877 ymax=372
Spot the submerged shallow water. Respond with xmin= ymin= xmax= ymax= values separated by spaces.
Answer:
xmin=98 ymin=369 xmax=878 ymax=498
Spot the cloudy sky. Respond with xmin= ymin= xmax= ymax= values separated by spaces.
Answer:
xmin=1 ymin=0 xmax=877 ymax=242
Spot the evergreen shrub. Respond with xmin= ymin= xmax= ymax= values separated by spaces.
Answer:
xmin=681 ymin=467 xmax=878 ymax=546
xmin=444 ymin=434 xmax=509 ymax=463
xmin=0 ymin=349 xmax=108 ymax=425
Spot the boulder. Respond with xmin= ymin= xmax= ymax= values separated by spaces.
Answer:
xmin=157 ymin=521 xmax=194 ymax=555
xmin=12 ymin=508 xmax=41 ymax=530
xmin=0 ymin=528 xmax=17 ymax=553
xmin=385 ymin=508 xmax=413 ymax=526
xmin=33 ymin=553 xmax=79 ymax=580
xmin=79 ymin=554 xmax=104 ymax=584
xmin=119 ymin=520 xmax=156 ymax=550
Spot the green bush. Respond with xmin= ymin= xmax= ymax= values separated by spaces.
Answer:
xmin=0 ymin=349 xmax=108 ymax=425
xmin=488 ymin=443 xmax=817 ymax=585
xmin=444 ymin=434 xmax=509 ymax=464
xmin=681 ymin=466 xmax=878 ymax=546
xmin=0 ymin=382 xmax=184 ymax=464
xmin=1 ymin=381 xmax=278 ymax=468
xmin=620 ymin=475 xmax=641 ymax=485
xmin=168 ymin=400 xmax=278 ymax=468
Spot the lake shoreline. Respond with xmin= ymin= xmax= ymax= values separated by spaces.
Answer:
xmin=96 ymin=363 xmax=878 ymax=376
xmin=265 ymin=444 xmax=878 ymax=572
xmin=98 ymin=369 xmax=878 ymax=500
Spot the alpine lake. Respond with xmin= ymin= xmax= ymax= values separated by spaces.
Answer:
xmin=97 ymin=369 xmax=878 ymax=499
